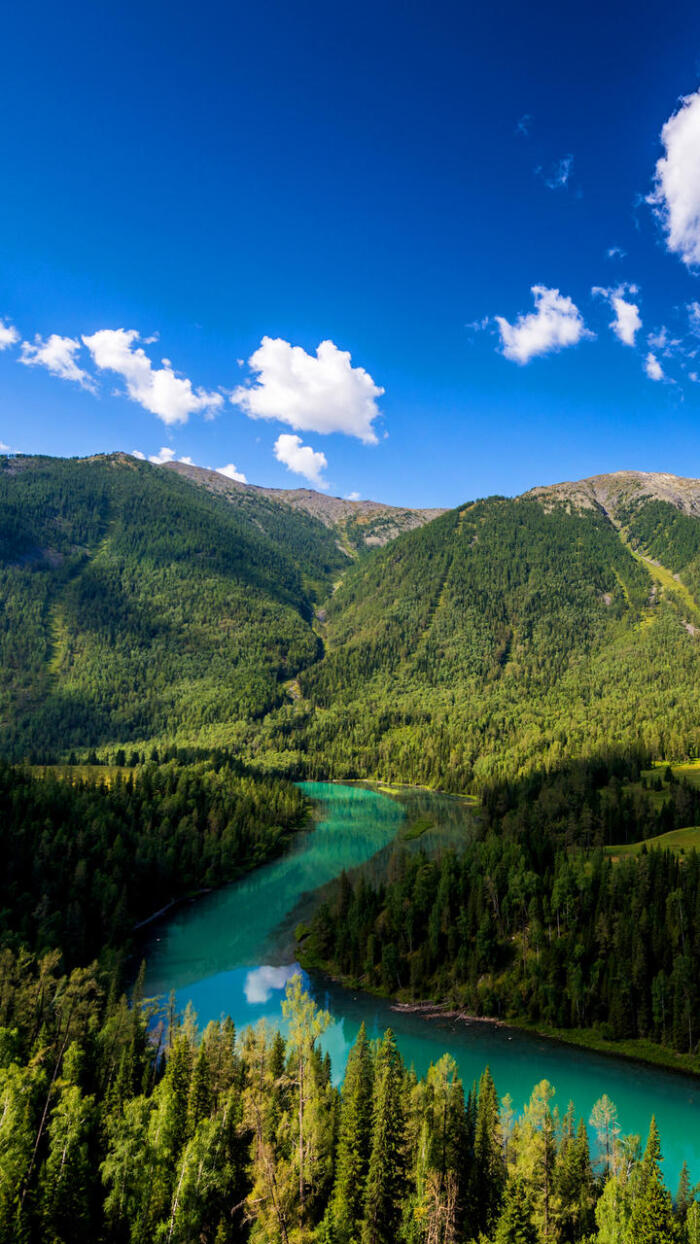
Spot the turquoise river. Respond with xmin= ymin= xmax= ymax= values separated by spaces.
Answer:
xmin=143 ymin=781 xmax=699 ymax=1186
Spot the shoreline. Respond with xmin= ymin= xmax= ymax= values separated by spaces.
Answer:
xmin=303 ymin=958 xmax=700 ymax=1080
xmin=393 ymin=998 xmax=700 ymax=1079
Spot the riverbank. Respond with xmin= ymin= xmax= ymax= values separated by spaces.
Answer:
xmin=298 ymin=944 xmax=700 ymax=1079
xmin=395 ymin=1000 xmax=700 ymax=1077
xmin=133 ymin=799 xmax=314 ymax=937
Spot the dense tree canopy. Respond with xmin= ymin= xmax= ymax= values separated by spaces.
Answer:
xmin=305 ymin=756 xmax=700 ymax=1054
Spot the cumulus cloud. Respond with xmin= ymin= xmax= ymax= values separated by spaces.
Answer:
xmin=82 ymin=329 xmax=223 ymax=425
xmin=244 ymin=964 xmax=299 ymax=1005
xmin=131 ymin=447 xmax=195 ymax=465
xmin=216 ymin=463 xmax=248 ymax=483
xmin=645 ymin=352 xmax=664 ymax=381
xmin=232 ymin=337 xmax=383 ymax=443
xmin=0 ymin=319 xmax=19 ymax=351
xmin=649 ymin=89 xmax=700 ymax=269
xmin=495 ymin=285 xmax=592 ymax=364
xmin=19 ymin=334 xmax=96 ymax=390
xmin=274 ymin=433 xmax=328 ymax=487
xmin=606 ymin=246 xmax=626 ymax=260
xmin=688 ymin=302 xmax=700 ymax=335
xmin=0 ymin=442 xmax=10 ymax=452
xmin=346 ymin=490 xmax=361 ymax=500
xmin=592 ymin=284 xmax=642 ymax=346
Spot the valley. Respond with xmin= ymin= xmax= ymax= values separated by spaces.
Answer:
xmin=1 ymin=454 xmax=700 ymax=1242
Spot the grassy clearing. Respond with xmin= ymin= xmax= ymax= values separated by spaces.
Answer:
xmin=28 ymin=763 xmax=136 ymax=787
xmin=662 ymin=759 xmax=700 ymax=788
xmin=515 ymin=1022 xmax=700 ymax=1077
xmin=606 ymin=825 xmax=700 ymax=858
xmin=399 ymin=815 xmax=435 ymax=842
xmin=628 ymin=546 xmax=700 ymax=617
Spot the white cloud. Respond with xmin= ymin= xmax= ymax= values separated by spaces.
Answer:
xmin=542 ymin=154 xmax=573 ymax=189
xmin=592 ymin=284 xmax=641 ymax=346
xmin=132 ymin=447 xmax=197 ymax=466
xmin=649 ymin=89 xmax=700 ymax=269
xmin=274 ymin=433 xmax=328 ymax=487
xmin=216 ymin=463 xmax=248 ymax=483
xmin=516 ymin=114 xmax=532 ymax=137
xmin=647 ymin=325 xmax=682 ymax=357
xmin=0 ymin=441 xmax=10 ymax=451
xmin=645 ymin=352 xmax=664 ymax=381
xmin=244 ymin=964 xmax=298 ymax=1005
xmin=82 ymin=328 xmax=224 ymax=425
xmin=495 ymin=285 xmax=592 ymax=364
xmin=19 ymin=333 xmax=96 ymax=390
xmin=0 ymin=320 xmax=19 ymax=351
xmin=688 ymin=302 xmax=700 ymax=334
xmin=606 ymin=246 xmax=626 ymax=260
xmin=232 ymin=337 xmax=383 ymax=443
xmin=346 ymin=490 xmax=361 ymax=500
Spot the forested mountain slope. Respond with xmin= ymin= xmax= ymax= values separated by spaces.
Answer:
xmin=167 ymin=459 xmax=445 ymax=552
xmin=0 ymin=453 xmax=347 ymax=757
xmin=7 ymin=455 xmax=700 ymax=785
xmin=260 ymin=478 xmax=700 ymax=787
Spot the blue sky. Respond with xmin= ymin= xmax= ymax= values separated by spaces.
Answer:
xmin=3 ymin=0 xmax=700 ymax=506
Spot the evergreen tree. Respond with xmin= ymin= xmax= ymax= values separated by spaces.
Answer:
xmin=493 ymin=1175 xmax=539 ymax=1244
xmin=627 ymin=1116 xmax=677 ymax=1244
xmin=324 ymin=1022 xmax=374 ymax=1243
xmin=552 ymin=1107 xmax=594 ymax=1242
xmin=361 ymin=1030 xmax=405 ymax=1244
xmin=676 ymin=1161 xmax=692 ymax=1222
xmin=470 ymin=1065 xmax=504 ymax=1235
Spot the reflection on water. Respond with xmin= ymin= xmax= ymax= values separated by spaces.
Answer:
xmin=244 ymin=964 xmax=299 ymax=1004
xmin=144 ymin=782 xmax=405 ymax=994
xmin=144 ymin=781 xmax=700 ymax=1186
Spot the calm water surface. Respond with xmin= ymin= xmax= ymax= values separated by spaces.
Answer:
xmin=144 ymin=781 xmax=700 ymax=1185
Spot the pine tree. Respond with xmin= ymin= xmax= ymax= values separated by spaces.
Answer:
xmin=470 ymin=1065 xmax=505 ymax=1234
xmin=687 ymin=1201 xmax=700 ymax=1244
xmin=39 ymin=1080 xmax=95 ymax=1243
xmin=361 ymin=1029 xmax=405 ymax=1244
xmin=187 ymin=1045 xmax=212 ymax=1135
xmin=627 ymin=1116 xmax=677 ymax=1244
xmin=676 ymin=1161 xmax=692 ymax=1222
xmin=493 ymin=1175 xmax=539 ymax=1244
xmin=513 ymin=1079 xmax=557 ymax=1239
xmin=552 ymin=1107 xmax=594 ymax=1242
xmin=325 ymin=1022 xmax=374 ymax=1243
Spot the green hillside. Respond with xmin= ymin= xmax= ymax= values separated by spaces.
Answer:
xmin=0 ymin=453 xmax=347 ymax=758
xmin=606 ymin=825 xmax=700 ymax=857
xmin=260 ymin=493 xmax=700 ymax=787
xmin=7 ymin=457 xmax=700 ymax=788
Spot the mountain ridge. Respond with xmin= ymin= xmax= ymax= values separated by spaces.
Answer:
xmin=525 ymin=468 xmax=700 ymax=520
xmin=165 ymin=459 xmax=445 ymax=550
xmin=6 ymin=452 xmax=700 ymax=781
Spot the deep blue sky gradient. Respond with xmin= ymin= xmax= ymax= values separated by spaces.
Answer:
xmin=2 ymin=0 xmax=700 ymax=505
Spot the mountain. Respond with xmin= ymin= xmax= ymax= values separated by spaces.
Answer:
xmin=166 ymin=460 xmax=445 ymax=553
xmin=526 ymin=468 xmax=700 ymax=519
xmin=0 ymin=452 xmax=347 ymax=757
xmin=5 ymin=454 xmax=700 ymax=786
xmin=259 ymin=470 xmax=700 ymax=787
